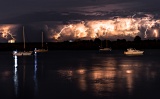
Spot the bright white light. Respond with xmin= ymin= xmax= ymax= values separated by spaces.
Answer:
xmin=14 ymin=55 xmax=17 ymax=68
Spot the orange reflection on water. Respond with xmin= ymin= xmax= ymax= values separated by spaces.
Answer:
xmin=89 ymin=67 xmax=116 ymax=95
xmin=126 ymin=70 xmax=133 ymax=93
xmin=76 ymin=69 xmax=87 ymax=91
xmin=2 ymin=71 xmax=11 ymax=77
xmin=57 ymin=56 xmax=160 ymax=97
xmin=77 ymin=69 xmax=86 ymax=75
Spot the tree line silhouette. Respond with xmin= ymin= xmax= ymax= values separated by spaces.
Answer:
xmin=0 ymin=36 xmax=160 ymax=51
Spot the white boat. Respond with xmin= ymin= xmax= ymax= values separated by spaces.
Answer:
xmin=13 ymin=26 xmax=33 ymax=56
xmin=99 ymin=47 xmax=112 ymax=51
xmin=34 ymin=48 xmax=48 ymax=53
xmin=99 ymin=40 xmax=112 ymax=51
xmin=34 ymin=32 xmax=48 ymax=53
xmin=13 ymin=50 xmax=33 ymax=56
xmin=124 ymin=48 xmax=144 ymax=55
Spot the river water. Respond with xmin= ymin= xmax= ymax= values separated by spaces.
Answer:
xmin=0 ymin=49 xmax=160 ymax=99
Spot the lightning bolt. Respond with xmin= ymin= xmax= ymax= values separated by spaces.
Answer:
xmin=53 ymin=25 xmax=73 ymax=40
xmin=0 ymin=25 xmax=17 ymax=41
xmin=144 ymin=26 xmax=148 ymax=38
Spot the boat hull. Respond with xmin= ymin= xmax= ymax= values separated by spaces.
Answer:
xmin=34 ymin=48 xmax=48 ymax=53
xmin=13 ymin=51 xmax=33 ymax=56
xmin=99 ymin=48 xmax=112 ymax=51
xmin=124 ymin=48 xmax=144 ymax=55
xmin=124 ymin=51 xmax=144 ymax=55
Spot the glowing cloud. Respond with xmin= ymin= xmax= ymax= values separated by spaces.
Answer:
xmin=0 ymin=25 xmax=19 ymax=41
xmin=47 ymin=14 xmax=160 ymax=41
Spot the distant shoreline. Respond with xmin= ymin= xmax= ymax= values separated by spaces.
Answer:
xmin=1 ymin=39 xmax=160 ymax=51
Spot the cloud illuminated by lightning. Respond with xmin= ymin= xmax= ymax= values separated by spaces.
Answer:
xmin=0 ymin=25 xmax=19 ymax=41
xmin=47 ymin=14 xmax=160 ymax=41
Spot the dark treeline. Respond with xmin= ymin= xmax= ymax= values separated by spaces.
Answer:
xmin=1 ymin=36 xmax=160 ymax=51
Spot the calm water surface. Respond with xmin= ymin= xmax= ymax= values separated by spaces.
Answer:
xmin=0 ymin=49 xmax=160 ymax=99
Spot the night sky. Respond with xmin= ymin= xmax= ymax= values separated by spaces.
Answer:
xmin=0 ymin=0 xmax=160 ymax=42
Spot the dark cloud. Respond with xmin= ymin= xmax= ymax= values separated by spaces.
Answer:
xmin=0 ymin=0 xmax=160 ymax=42
xmin=0 ymin=0 xmax=159 ymax=22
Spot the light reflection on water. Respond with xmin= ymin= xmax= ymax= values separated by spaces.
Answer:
xmin=34 ymin=53 xmax=38 ymax=97
xmin=58 ymin=67 xmax=119 ymax=97
xmin=0 ymin=50 xmax=160 ymax=99
xmin=57 ymin=51 xmax=160 ymax=98
xmin=13 ymin=55 xmax=18 ymax=97
xmin=12 ymin=53 xmax=38 ymax=99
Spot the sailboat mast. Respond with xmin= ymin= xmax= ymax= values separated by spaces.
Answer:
xmin=42 ymin=32 xmax=43 ymax=48
xmin=106 ymin=40 xmax=107 ymax=48
xmin=23 ymin=26 xmax=25 ymax=50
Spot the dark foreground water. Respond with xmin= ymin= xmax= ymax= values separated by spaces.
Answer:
xmin=0 ymin=49 xmax=160 ymax=99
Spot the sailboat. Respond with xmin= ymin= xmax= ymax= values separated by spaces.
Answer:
xmin=34 ymin=32 xmax=48 ymax=53
xmin=13 ymin=26 xmax=33 ymax=56
xmin=99 ymin=40 xmax=112 ymax=51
